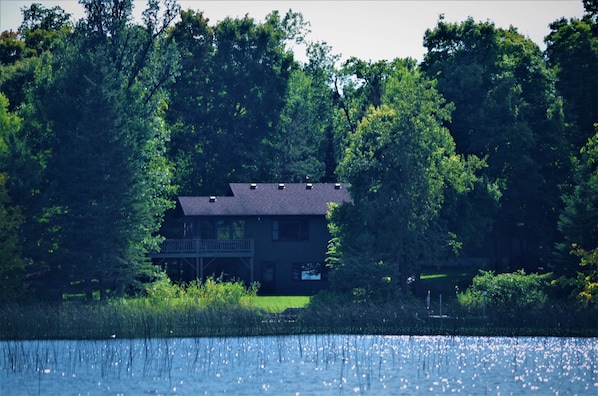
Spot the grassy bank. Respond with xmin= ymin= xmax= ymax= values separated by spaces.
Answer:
xmin=2 ymin=268 xmax=596 ymax=340
xmin=0 ymin=295 xmax=308 ymax=340
xmin=1 ymin=296 xmax=597 ymax=340
xmin=254 ymin=296 xmax=310 ymax=313
xmin=419 ymin=267 xmax=479 ymax=298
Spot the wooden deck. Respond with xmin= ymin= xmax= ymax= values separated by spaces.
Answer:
xmin=150 ymin=239 xmax=254 ymax=258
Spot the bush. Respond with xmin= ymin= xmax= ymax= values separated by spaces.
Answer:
xmin=145 ymin=272 xmax=259 ymax=309
xmin=185 ymin=276 xmax=259 ymax=309
xmin=458 ymin=269 xmax=552 ymax=319
xmin=145 ymin=271 xmax=182 ymax=301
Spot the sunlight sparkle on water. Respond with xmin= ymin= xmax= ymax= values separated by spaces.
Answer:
xmin=2 ymin=335 xmax=597 ymax=395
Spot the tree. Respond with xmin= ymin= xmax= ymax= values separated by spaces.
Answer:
xmin=0 ymin=31 xmax=25 ymax=65
xmin=272 ymin=68 xmax=327 ymax=182
xmin=0 ymin=173 xmax=25 ymax=301
xmin=328 ymin=64 xmax=483 ymax=299
xmin=545 ymin=3 xmax=598 ymax=151
xmin=19 ymin=2 xmax=72 ymax=58
xmin=555 ymin=131 xmax=598 ymax=306
xmin=458 ymin=269 xmax=552 ymax=319
xmin=583 ymin=0 xmax=598 ymax=21
xmin=0 ymin=94 xmax=26 ymax=301
xmin=422 ymin=18 xmax=567 ymax=270
xmin=333 ymin=57 xmax=408 ymax=137
xmin=164 ymin=9 xmax=213 ymax=195
xmin=0 ymin=4 xmax=71 ymax=112
xmin=166 ymin=10 xmax=298 ymax=195
xmin=24 ymin=0 xmax=178 ymax=299
xmin=272 ymin=42 xmax=339 ymax=182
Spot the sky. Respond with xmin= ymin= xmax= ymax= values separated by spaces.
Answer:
xmin=0 ymin=0 xmax=585 ymax=62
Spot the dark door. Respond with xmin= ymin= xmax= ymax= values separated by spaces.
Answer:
xmin=260 ymin=261 xmax=276 ymax=294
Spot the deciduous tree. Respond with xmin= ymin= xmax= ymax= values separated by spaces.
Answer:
xmin=422 ymin=18 xmax=567 ymax=270
xmin=328 ymin=64 xmax=483 ymax=299
xmin=555 ymin=131 xmax=598 ymax=306
xmin=0 ymin=94 xmax=26 ymax=301
xmin=166 ymin=10 xmax=297 ymax=195
xmin=545 ymin=2 xmax=598 ymax=151
xmin=0 ymin=3 xmax=71 ymax=111
xmin=272 ymin=42 xmax=339 ymax=182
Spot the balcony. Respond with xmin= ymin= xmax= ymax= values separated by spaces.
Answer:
xmin=150 ymin=239 xmax=254 ymax=258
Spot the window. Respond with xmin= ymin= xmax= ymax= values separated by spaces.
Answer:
xmin=292 ymin=262 xmax=325 ymax=281
xmin=272 ymin=219 xmax=309 ymax=241
xmin=201 ymin=219 xmax=245 ymax=239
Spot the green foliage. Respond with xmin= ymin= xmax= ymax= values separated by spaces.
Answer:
xmin=546 ymin=10 xmax=598 ymax=149
xmin=19 ymin=3 xmax=72 ymax=58
xmin=555 ymin=132 xmax=598 ymax=306
xmin=305 ymin=290 xmax=432 ymax=334
xmin=19 ymin=0 xmax=179 ymax=299
xmin=422 ymin=17 xmax=568 ymax=269
xmin=253 ymin=296 xmax=310 ymax=313
xmin=458 ymin=270 xmax=552 ymax=318
xmin=329 ymin=63 xmax=484 ymax=298
xmin=556 ymin=132 xmax=598 ymax=272
xmin=1 ymin=0 xmax=594 ymax=314
xmin=145 ymin=270 xmax=182 ymax=301
xmin=567 ymin=246 xmax=598 ymax=307
xmin=166 ymin=10 xmax=297 ymax=195
xmin=0 ymin=31 xmax=25 ymax=65
xmin=272 ymin=64 xmax=331 ymax=182
xmin=0 ymin=173 xmax=26 ymax=301
xmin=185 ymin=277 xmax=259 ymax=309
xmin=0 ymin=94 xmax=27 ymax=301
xmin=326 ymin=207 xmax=400 ymax=302
xmin=145 ymin=272 xmax=259 ymax=309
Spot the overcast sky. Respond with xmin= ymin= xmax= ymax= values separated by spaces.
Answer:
xmin=0 ymin=1 xmax=585 ymax=62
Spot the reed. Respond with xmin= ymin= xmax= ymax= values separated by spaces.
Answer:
xmin=2 ymin=301 xmax=597 ymax=340
xmin=1 ymin=292 xmax=597 ymax=340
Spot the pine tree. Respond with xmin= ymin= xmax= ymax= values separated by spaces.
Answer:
xmin=27 ymin=0 xmax=178 ymax=299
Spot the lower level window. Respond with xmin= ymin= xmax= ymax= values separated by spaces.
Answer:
xmin=292 ymin=262 xmax=325 ymax=281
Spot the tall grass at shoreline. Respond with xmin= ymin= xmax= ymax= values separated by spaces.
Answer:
xmin=0 ymin=301 xmax=267 ymax=339
xmin=2 ymin=296 xmax=597 ymax=340
xmin=2 ymin=271 xmax=597 ymax=340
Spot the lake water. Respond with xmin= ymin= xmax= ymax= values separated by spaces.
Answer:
xmin=2 ymin=335 xmax=597 ymax=395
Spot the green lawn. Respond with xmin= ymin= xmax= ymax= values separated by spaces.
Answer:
xmin=253 ymin=296 xmax=310 ymax=313
xmin=252 ymin=269 xmax=478 ymax=312
xmin=418 ymin=267 xmax=479 ymax=299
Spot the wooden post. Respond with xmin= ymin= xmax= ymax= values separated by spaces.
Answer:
xmin=439 ymin=293 xmax=443 ymax=317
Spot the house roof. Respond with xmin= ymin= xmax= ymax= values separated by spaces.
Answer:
xmin=178 ymin=183 xmax=351 ymax=216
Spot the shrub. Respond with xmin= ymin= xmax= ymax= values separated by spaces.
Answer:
xmin=145 ymin=271 xmax=259 ymax=309
xmin=145 ymin=271 xmax=182 ymax=301
xmin=185 ymin=276 xmax=259 ymax=309
xmin=458 ymin=269 xmax=552 ymax=319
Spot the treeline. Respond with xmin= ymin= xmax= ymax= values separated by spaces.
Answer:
xmin=0 ymin=0 xmax=596 ymax=307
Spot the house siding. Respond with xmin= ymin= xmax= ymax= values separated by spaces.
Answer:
xmin=152 ymin=183 xmax=350 ymax=295
xmin=251 ymin=215 xmax=330 ymax=295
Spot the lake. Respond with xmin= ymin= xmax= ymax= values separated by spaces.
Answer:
xmin=2 ymin=335 xmax=597 ymax=395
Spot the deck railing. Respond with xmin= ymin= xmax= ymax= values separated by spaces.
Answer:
xmin=154 ymin=239 xmax=254 ymax=257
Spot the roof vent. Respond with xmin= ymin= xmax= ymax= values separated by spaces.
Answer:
xmin=334 ymin=183 xmax=341 ymax=189
xmin=278 ymin=183 xmax=285 ymax=190
xmin=306 ymin=183 xmax=313 ymax=190
xmin=209 ymin=196 xmax=217 ymax=202
xmin=250 ymin=183 xmax=257 ymax=190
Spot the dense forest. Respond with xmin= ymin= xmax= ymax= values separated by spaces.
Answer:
xmin=0 ymin=0 xmax=596 ymax=308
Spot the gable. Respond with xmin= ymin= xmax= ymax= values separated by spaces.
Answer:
xmin=178 ymin=183 xmax=351 ymax=217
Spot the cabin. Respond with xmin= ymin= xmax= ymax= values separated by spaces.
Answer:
xmin=151 ymin=183 xmax=351 ymax=295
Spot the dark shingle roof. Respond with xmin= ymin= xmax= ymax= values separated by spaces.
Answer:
xmin=178 ymin=183 xmax=351 ymax=216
